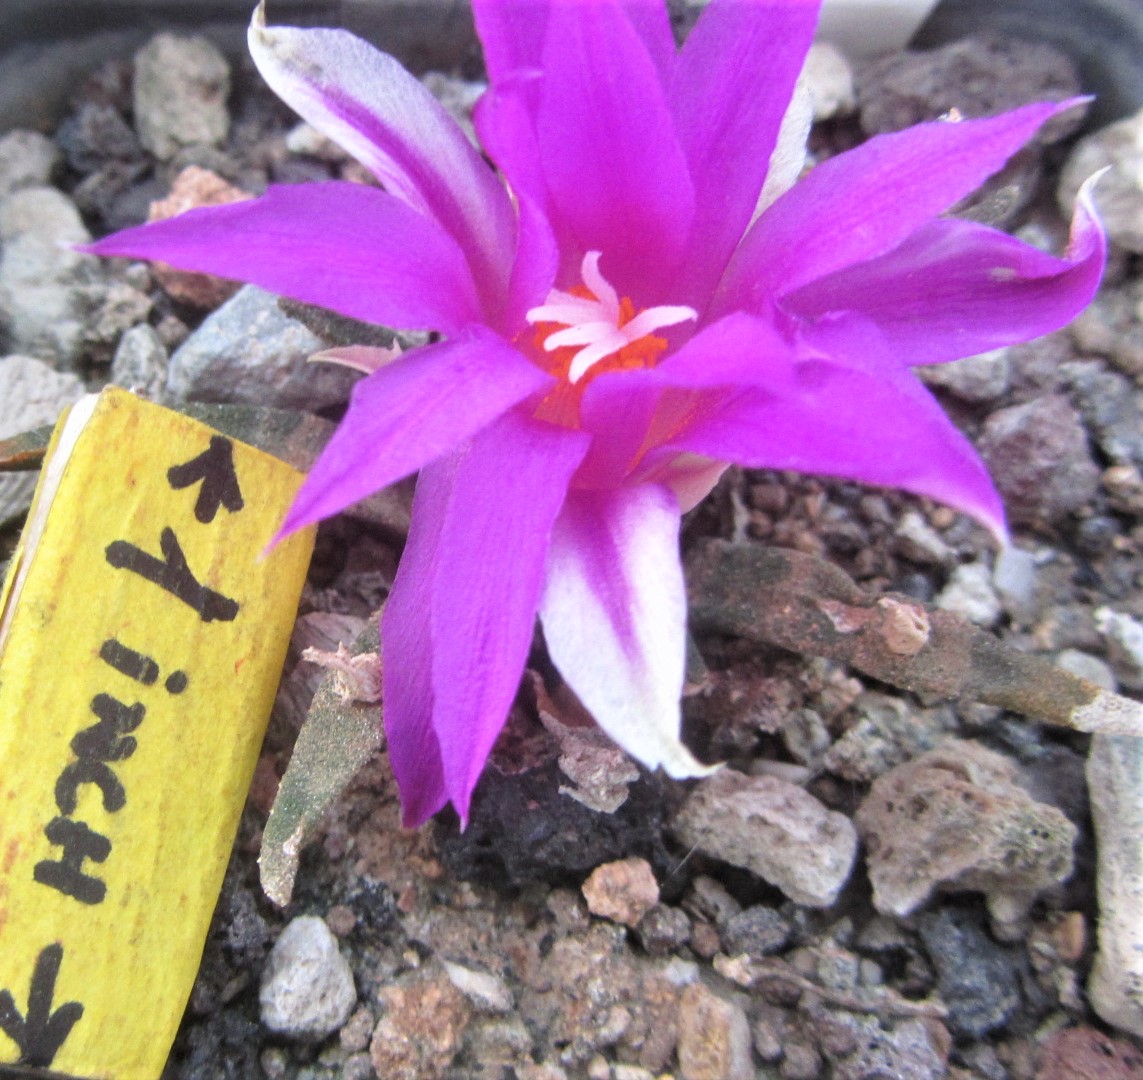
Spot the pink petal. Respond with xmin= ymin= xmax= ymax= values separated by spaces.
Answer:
xmin=382 ymin=456 xmax=456 ymax=826
xmin=784 ymin=174 xmax=1107 ymax=364
xmin=715 ymin=99 xmax=1086 ymax=318
xmin=279 ymin=328 xmax=552 ymax=535
xmin=662 ymin=317 xmax=1008 ymax=540
xmin=249 ymin=7 xmax=514 ymax=316
xmin=539 ymin=485 xmax=712 ymax=777
xmin=501 ymin=190 xmax=559 ymax=334
xmin=534 ymin=0 xmax=694 ymax=299
xmin=671 ymin=0 xmax=819 ymax=306
xmin=86 ymin=183 xmax=481 ymax=334
xmin=429 ymin=412 xmax=590 ymax=822
xmin=474 ymin=0 xmax=675 ymax=88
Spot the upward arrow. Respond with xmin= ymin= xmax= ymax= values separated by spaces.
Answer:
xmin=0 ymin=944 xmax=84 ymax=1068
xmin=167 ymin=436 xmax=245 ymax=524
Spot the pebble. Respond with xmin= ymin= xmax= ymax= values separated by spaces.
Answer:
xmin=441 ymin=959 xmax=514 ymax=1014
xmin=893 ymin=510 xmax=955 ymax=566
xmin=0 ymin=354 xmax=85 ymax=525
xmin=146 ymin=166 xmax=251 ymax=308
xmin=917 ymin=907 xmax=1020 ymax=1039
xmin=918 ymin=347 xmax=1011 ymax=404
xmin=1093 ymin=607 xmax=1143 ymax=691
xmin=824 ymin=693 xmax=942 ymax=783
xmin=132 ymin=34 xmax=231 ymax=161
xmin=858 ymin=37 xmax=1081 ymax=137
xmin=582 ymin=857 xmax=660 ymax=927
xmin=635 ymin=903 xmax=691 ymax=957
xmin=673 ymin=769 xmax=857 ymax=908
xmin=855 ymin=741 xmax=1076 ymax=917
xmin=259 ymin=915 xmax=357 ymax=1039
xmin=1055 ymin=649 xmax=1117 ymax=691
xmin=1035 ymin=1024 xmax=1143 ymax=1080
xmin=1059 ymin=105 xmax=1143 ymax=253
xmin=110 ymin=323 xmax=169 ymax=399
xmin=0 ymin=185 xmax=104 ymax=367
xmin=1087 ymin=734 xmax=1143 ymax=1037
xmin=0 ymin=129 xmax=61 ymax=196
xmin=167 ymin=284 xmax=359 ymax=410
xmin=934 ymin=562 xmax=1002 ymax=628
xmin=719 ymin=905 xmax=791 ymax=957
xmin=1064 ymin=361 xmax=1143 ymax=469
xmin=978 ymin=394 xmax=1101 ymax=528
xmin=370 ymin=968 xmax=472 ymax=1080
xmin=831 ymin=1016 xmax=949 ymax=1080
xmin=338 ymin=1007 xmax=374 ymax=1054
xmin=676 ymin=982 xmax=753 ymax=1080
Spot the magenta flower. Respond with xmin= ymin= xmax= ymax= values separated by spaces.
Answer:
xmin=89 ymin=0 xmax=1105 ymax=825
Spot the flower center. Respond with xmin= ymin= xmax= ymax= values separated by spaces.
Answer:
xmin=524 ymin=251 xmax=696 ymax=427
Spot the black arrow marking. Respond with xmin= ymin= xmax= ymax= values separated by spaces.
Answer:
xmin=167 ymin=435 xmax=244 ymax=523
xmin=0 ymin=944 xmax=84 ymax=1067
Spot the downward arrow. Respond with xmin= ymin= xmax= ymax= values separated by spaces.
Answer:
xmin=167 ymin=435 xmax=244 ymax=523
xmin=0 ymin=944 xmax=84 ymax=1067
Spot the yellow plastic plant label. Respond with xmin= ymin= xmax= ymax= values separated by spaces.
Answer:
xmin=0 ymin=386 xmax=315 ymax=1078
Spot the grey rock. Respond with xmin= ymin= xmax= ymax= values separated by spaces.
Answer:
xmin=857 ymin=37 xmax=1081 ymax=227
xmin=259 ymin=915 xmax=356 ymax=1039
xmin=832 ymin=1015 xmax=948 ymax=1080
xmin=111 ymin=323 xmax=168 ymax=398
xmin=824 ymin=693 xmax=942 ymax=783
xmin=858 ymin=36 xmax=1081 ymax=134
xmin=978 ymin=394 xmax=1100 ymax=527
xmin=893 ymin=510 xmax=955 ymax=567
xmin=992 ymin=544 xmax=1038 ymax=618
xmin=918 ymin=347 xmax=1011 ymax=404
xmin=674 ymin=769 xmax=857 ymax=908
xmin=0 ymin=353 xmax=85 ymax=526
xmin=1088 ymin=734 xmax=1143 ymax=1037
xmin=1060 ymin=106 xmax=1143 ymax=253
xmin=1095 ymin=607 xmax=1143 ymax=691
xmin=1069 ymin=279 xmax=1143 ymax=379
xmin=1063 ymin=361 xmax=1143 ymax=469
xmin=442 ymin=960 xmax=513 ymax=1015
xmin=133 ymin=33 xmax=230 ymax=161
xmin=855 ymin=742 xmax=1076 ymax=917
xmin=0 ymin=130 xmax=60 ymax=197
xmin=1056 ymin=649 xmax=1118 ymax=691
xmin=635 ymin=903 xmax=691 ymax=957
xmin=0 ymin=184 xmax=88 ymax=243
xmin=934 ymin=562 xmax=1002 ymax=628
xmin=57 ymin=102 xmax=142 ymax=173
xmin=918 ymin=907 xmax=1019 ymax=1039
xmin=719 ymin=905 xmax=791 ymax=957
xmin=0 ymin=186 xmax=105 ymax=367
xmin=167 ymin=285 xmax=359 ymax=410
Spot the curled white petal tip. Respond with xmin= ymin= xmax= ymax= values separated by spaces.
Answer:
xmin=656 ymin=740 xmax=721 ymax=781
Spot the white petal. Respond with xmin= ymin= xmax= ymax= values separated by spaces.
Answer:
xmin=753 ymin=74 xmax=812 ymax=220
xmin=580 ymin=250 xmax=621 ymax=319
xmin=539 ymin=486 xmax=715 ymax=778
xmin=621 ymin=304 xmax=698 ymax=341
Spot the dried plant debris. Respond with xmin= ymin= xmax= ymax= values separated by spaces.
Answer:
xmin=259 ymin=619 xmax=382 ymax=907
xmin=687 ymin=540 xmax=1143 ymax=738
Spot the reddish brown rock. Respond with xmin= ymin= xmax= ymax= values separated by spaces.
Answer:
xmin=147 ymin=166 xmax=251 ymax=308
xmin=582 ymin=857 xmax=660 ymax=928
xmin=369 ymin=967 xmax=472 ymax=1080
xmin=1035 ymin=1025 xmax=1143 ymax=1080
xmin=676 ymin=982 xmax=753 ymax=1080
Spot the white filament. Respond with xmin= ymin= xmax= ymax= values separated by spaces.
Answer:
xmin=526 ymin=251 xmax=696 ymax=383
